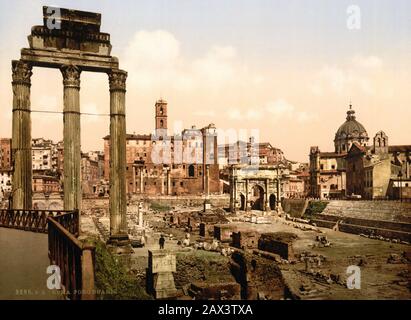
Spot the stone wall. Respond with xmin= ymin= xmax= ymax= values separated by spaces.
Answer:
xmin=133 ymin=194 xmax=230 ymax=208
xmin=257 ymin=233 xmax=296 ymax=260
xmin=281 ymin=199 xmax=308 ymax=218
xmin=322 ymin=200 xmax=411 ymax=223
xmin=230 ymin=251 xmax=286 ymax=300
xmin=214 ymin=224 xmax=237 ymax=242
xmin=231 ymin=231 xmax=259 ymax=250
xmin=311 ymin=212 xmax=411 ymax=242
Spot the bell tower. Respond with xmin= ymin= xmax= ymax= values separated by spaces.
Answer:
xmin=155 ymin=99 xmax=168 ymax=137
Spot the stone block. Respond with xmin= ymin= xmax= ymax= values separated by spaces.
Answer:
xmin=147 ymin=250 xmax=178 ymax=299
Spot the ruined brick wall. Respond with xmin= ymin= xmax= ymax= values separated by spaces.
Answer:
xmin=258 ymin=233 xmax=296 ymax=260
xmin=230 ymin=251 xmax=285 ymax=300
xmin=214 ymin=224 xmax=237 ymax=242
xmin=232 ymin=231 xmax=259 ymax=249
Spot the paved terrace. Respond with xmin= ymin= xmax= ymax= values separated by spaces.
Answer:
xmin=0 ymin=228 xmax=61 ymax=300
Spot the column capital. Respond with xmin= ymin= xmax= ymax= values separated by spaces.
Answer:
xmin=108 ymin=69 xmax=127 ymax=92
xmin=12 ymin=60 xmax=32 ymax=86
xmin=61 ymin=64 xmax=81 ymax=88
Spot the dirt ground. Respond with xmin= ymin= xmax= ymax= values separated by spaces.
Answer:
xmin=81 ymin=205 xmax=411 ymax=300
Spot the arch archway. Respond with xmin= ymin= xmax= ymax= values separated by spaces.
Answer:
xmin=239 ymin=193 xmax=246 ymax=211
xmin=250 ymin=184 xmax=264 ymax=210
xmin=188 ymin=165 xmax=195 ymax=177
xmin=269 ymin=194 xmax=276 ymax=210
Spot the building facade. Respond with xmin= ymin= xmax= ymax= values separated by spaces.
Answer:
xmin=229 ymin=164 xmax=289 ymax=212
xmin=309 ymin=105 xmax=368 ymax=199
xmin=104 ymin=99 xmax=222 ymax=196
xmin=0 ymin=138 xmax=12 ymax=169
xmin=346 ymin=131 xmax=411 ymax=199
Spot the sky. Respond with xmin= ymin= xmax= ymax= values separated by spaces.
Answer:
xmin=0 ymin=0 xmax=410 ymax=162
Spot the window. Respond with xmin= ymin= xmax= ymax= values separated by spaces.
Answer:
xmin=180 ymin=182 xmax=183 ymax=187
xmin=331 ymin=165 xmax=335 ymax=170
xmin=320 ymin=164 xmax=324 ymax=170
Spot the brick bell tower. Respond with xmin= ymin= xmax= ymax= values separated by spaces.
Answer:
xmin=155 ymin=99 xmax=168 ymax=137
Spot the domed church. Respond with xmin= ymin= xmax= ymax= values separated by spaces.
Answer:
xmin=334 ymin=104 xmax=369 ymax=154
xmin=310 ymin=103 xmax=411 ymax=200
xmin=309 ymin=104 xmax=369 ymax=199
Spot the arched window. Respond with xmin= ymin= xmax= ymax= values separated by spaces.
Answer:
xmin=160 ymin=119 xmax=164 ymax=128
xmin=160 ymin=107 xmax=163 ymax=115
xmin=188 ymin=165 xmax=195 ymax=177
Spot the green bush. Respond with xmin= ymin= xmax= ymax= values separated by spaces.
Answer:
xmin=304 ymin=201 xmax=328 ymax=218
xmin=91 ymin=238 xmax=152 ymax=300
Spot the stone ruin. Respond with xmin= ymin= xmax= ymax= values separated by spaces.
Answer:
xmin=146 ymin=250 xmax=178 ymax=299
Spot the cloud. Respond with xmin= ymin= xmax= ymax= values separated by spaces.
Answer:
xmin=265 ymin=99 xmax=317 ymax=123
xmin=226 ymin=99 xmax=316 ymax=124
xmin=310 ymin=55 xmax=383 ymax=96
xmin=193 ymin=110 xmax=216 ymax=117
xmin=352 ymin=55 xmax=383 ymax=69
xmin=226 ymin=108 xmax=262 ymax=121
xmin=121 ymin=30 xmax=263 ymax=94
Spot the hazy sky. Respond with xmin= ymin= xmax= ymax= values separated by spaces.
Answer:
xmin=0 ymin=0 xmax=410 ymax=162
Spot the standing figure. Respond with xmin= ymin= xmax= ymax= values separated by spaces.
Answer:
xmin=159 ymin=234 xmax=165 ymax=249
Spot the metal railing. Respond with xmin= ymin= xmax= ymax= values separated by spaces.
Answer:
xmin=0 ymin=209 xmax=71 ymax=233
xmin=47 ymin=211 xmax=95 ymax=300
xmin=0 ymin=208 xmax=95 ymax=300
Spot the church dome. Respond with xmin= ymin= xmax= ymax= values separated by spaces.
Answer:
xmin=334 ymin=104 xmax=369 ymax=153
xmin=336 ymin=112 xmax=367 ymax=137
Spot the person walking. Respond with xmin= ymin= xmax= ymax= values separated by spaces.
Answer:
xmin=159 ymin=234 xmax=165 ymax=249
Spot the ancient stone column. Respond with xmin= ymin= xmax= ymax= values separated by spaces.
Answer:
xmin=160 ymin=170 xmax=165 ymax=195
xmin=11 ymin=60 xmax=33 ymax=209
xmin=276 ymin=178 xmax=282 ymax=212
xmin=245 ymin=179 xmax=250 ymax=211
xmin=166 ymin=168 xmax=171 ymax=195
xmin=61 ymin=65 xmax=82 ymax=212
xmin=140 ymin=167 xmax=144 ymax=193
xmin=108 ymin=69 xmax=129 ymax=243
xmin=229 ymin=167 xmax=235 ymax=212
xmin=132 ymin=165 xmax=136 ymax=193
xmin=205 ymin=165 xmax=210 ymax=197
xmin=265 ymin=178 xmax=270 ymax=211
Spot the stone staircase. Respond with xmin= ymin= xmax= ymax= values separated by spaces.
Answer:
xmin=321 ymin=200 xmax=411 ymax=223
xmin=310 ymin=201 xmax=411 ymax=242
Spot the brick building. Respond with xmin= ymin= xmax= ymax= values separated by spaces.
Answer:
xmin=218 ymin=139 xmax=285 ymax=167
xmin=104 ymin=99 xmax=222 ymax=196
xmin=32 ymin=175 xmax=61 ymax=193
xmin=0 ymin=138 xmax=12 ymax=169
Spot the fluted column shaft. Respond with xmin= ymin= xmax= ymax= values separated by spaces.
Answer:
xmin=166 ymin=169 xmax=171 ymax=195
xmin=61 ymin=65 xmax=82 ymax=212
xmin=11 ymin=60 xmax=33 ymax=209
xmin=108 ymin=69 xmax=128 ymax=241
xmin=205 ymin=165 xmax=210 ymax=197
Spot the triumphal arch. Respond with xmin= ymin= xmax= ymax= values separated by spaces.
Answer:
xmin=11 ymin=6 xmax=128 ymax=243
xmin=229 ymin=165 xmax=287 ymax=213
